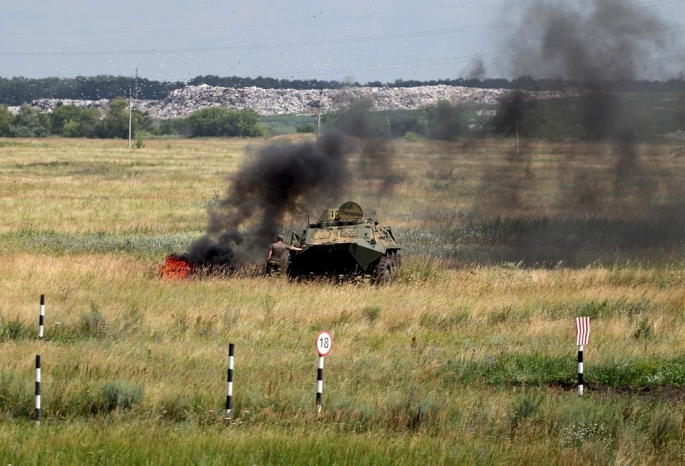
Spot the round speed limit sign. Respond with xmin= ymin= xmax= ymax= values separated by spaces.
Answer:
xmin=316 ymin=330 xmax=333 ymax=357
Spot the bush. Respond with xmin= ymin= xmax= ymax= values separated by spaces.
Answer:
xmin=649 ymin=409 xmax=681 ymax=449
xmin=51 ymin=103 xmax=100 ymax=137
xmin=324 ymin=98 xmax=377 ymax=137
xmin=0 ymin=317 xmax=29 ymax=340
xmin=95 ymin=98 xmax=145 ymax=139
xmin=508 ymin=392 xmax=543 ymax=431
xmin=296 ymin=123 xmax=316 ymax=133
xmin=187 ymin=107 xmax=266 ymax=137
xmin=79 ymin=303 xmax=110 ymax=337
xmin=148 ymin=118 xmax=191 ymax=137
xmin=100 ymin=380 xmax=144 ymax=412
xmin=8 ymin=104 xmax=48 ymax=137
xmin=0 ymin=105 xmax=12 ymax=136
xmin=402 ymin=131 xmax=420 ymax=142
xmin=425 ymin=100 xmax=463 ymax=141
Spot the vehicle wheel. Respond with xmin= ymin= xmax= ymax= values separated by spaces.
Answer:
xmin=373 ymin=255 xmax=395 ymax=284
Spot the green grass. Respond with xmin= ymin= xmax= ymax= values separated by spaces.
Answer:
xmin=3 ymin=137 xmax=685 ymax=464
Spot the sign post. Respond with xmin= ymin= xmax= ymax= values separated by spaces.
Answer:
xmin=575 ymin=317 xmax=591 ymax=396
xmin=315 ymin=330 xmax=332 ymax=414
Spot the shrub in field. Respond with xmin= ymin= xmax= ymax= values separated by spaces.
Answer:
xmin=402 ymin=131 xmax=421 ymax=142
xmin=509 ymin=392 xmax=543 ymax=432
xmin=648 ymin=409 xmax=681 ymax=450
xmin=101 ymin=381 xmax=144 ymax=412
xmin=0 ymin=372 xmax=32 ymax=419
xmin=160 ymin=394 xmax=192 ymax=422
xmin=0 ymin=317 xmax=29 ymax=340
xmin=47 ymin=383 xmax=107 ymax=417
xmin=187 ymin=107 xmax=266 ymax=138
xmin=633 ymin=317 xmax=654 ymax=340
xmin=295 ymin=123 xmax=316 ymax=133
xmin=384 ymin=390 xmax=446 ymax=432
xmin=79 ymin=303 xmax=110 ymax=338
xmin=362 ymin=305 xmax=381 ymax=324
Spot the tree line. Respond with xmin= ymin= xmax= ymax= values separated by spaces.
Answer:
xmin=323 ymin=91 xmax=685 ymax=142
xmin=2 ymin=75 xmax=684 ymax=106
xmin=0 ymin=100 xmax=265 ymax=139
xmin=1 ymin=91 xmax=683 ymax=141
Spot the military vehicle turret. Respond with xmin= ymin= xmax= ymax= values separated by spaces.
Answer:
xmin=287 ymin=201 xmax=401 ymax=283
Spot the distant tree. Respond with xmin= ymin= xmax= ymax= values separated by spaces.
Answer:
xmin=491 ymin=90 xmax=541 ymax=138
xmin=8 ymin=104 xmax=48 ymax=137
xmin=675 ymin=93 xmax=685 ymax=131
xmin=50 ymin=103 xmax=101 ymax=137
xmin=425 ymin=100 xmax=463 ymax=141
xmin=385 ymin=110 xmax=428 ymax=138
xmin=578 ymin=91 xmax=619 ymax=140
xmin=324 ymin=98 xmax=378 ymax=137
xmin=151 ymin=118 xmax=191 ymax=137
xmin=0 ymin=105 xmax=12 ymax=136
xmin=187 ymin=107 xmax=266 ymax=137
xmin=95 ymin=98 xmax=144 ymax=139
xmin=296 ymin=123 xmax=316 ymax=133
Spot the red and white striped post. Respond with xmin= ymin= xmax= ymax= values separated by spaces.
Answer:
xmin=575 ymin=317 xmax=591 ymax=396
xmin=225 ymin=343 xmax=234 ymax=419
xmin=39 ymin=294 xmax=45 ymax=339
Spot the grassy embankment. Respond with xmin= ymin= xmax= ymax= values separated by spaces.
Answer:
xmin=2 ymin=137 xmax=685 ymax=464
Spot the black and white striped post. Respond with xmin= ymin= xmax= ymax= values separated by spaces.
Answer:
xmin=575 ymin=317 xmax=591 ymax=396
xmin=39 ymin=294 xmax=45 ymax=339
xmin=35 ymin=355 xmax=41 ymax=425
xmin=225 ymin=343 xmax=234 ymax=419
xmin=316 ymin=356 xmax=324 ymax=414
xmin=315 ymin=331 xmax=332 ymax=414
xmin=578 ymin=345 xmax=584 ymax=396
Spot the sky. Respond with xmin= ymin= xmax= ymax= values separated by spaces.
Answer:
xmin=1 ymin=0 xmax=684 ymax=84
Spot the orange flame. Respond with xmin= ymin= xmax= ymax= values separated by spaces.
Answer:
xmin=159 ymin=254 xmax=196 ymax=279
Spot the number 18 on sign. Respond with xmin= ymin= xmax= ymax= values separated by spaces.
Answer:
xmin=316 ymin=331 xmax=332 ymax=413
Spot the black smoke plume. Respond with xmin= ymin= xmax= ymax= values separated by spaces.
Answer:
xmin=179 ymin=107 xmax=399 ymax=269
xmin=463 ymin=0 xmax=685 ymax=265
xmin=329 ymin=97 xmax=401 ymax=194
xmin=182 ymin=130 xmax=352 ymax=267
xmin=503 ymin=0 xmax=675 ymax=82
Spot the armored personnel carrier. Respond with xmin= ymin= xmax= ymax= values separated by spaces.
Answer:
xmin=287 ymin=201 xmax=401 ymax=283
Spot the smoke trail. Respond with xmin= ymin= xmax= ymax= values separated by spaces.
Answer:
xmin=182 ymin=130 xmax=352 ymax=266
xmin=502 ymin=0 xmax=675 ymax=82
xmin=334 ymin=97 xmax=401 ymax=194
xmin=460 ymin=0 xmax=685 ymax=265
xmin=176 ymin=91 xmax=407 ymax=268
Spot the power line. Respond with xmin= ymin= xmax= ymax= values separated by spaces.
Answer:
xmin=0 ymin=0 xmax=490 ymax=36
xmin=1 ymin=0 xmax=682 ymax=57
xmin=266 ymin=24 xmax=685 ymax=79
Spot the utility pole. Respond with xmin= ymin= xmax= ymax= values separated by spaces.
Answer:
xmin=515 ymin=118 xmax=519 ymax=157
xmin=317 ymin=89 xmax=323 ymax=136
xmin=127 ymin=87 xmax=132 ymax=149
xmin=135 ymin=68 xmax=139 ymax=100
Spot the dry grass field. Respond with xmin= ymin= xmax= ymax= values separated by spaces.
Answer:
xmin=2 ymin=136 xmax=685 ymax=464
